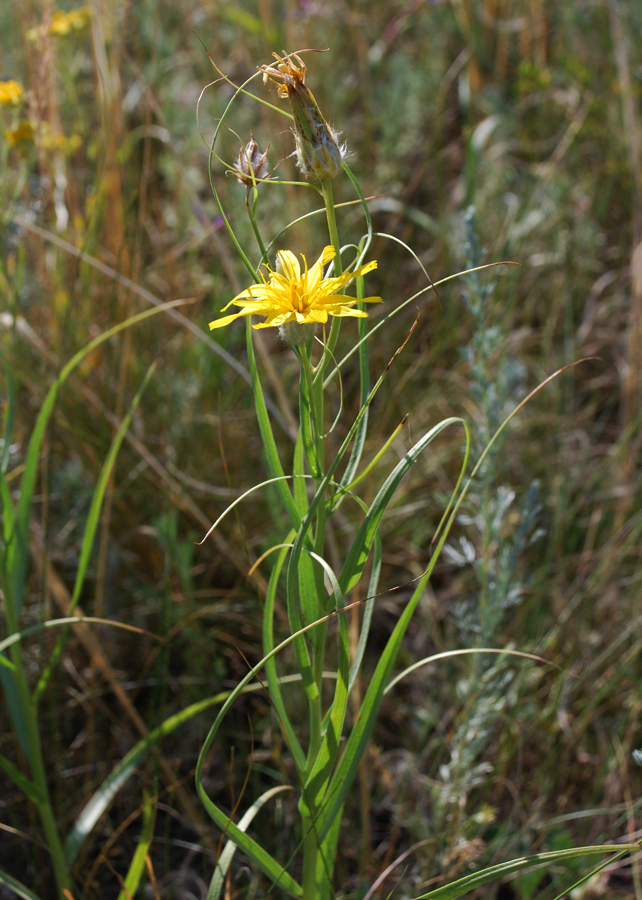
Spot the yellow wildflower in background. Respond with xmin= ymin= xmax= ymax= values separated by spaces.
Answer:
xmin=40 ymin=129 xmax=82 ymax=154
xmin=50 ymin=7 xmax=92 ymax=35
xmin=4 ymin=121 xmax=35 ymax=147
xmin=26 ymin=7 xmax=91 ymax=42
xmin=209 ymin=245 xmax=380 ymax=341
xmin=0 ymin=80 xmax=24 ymax=107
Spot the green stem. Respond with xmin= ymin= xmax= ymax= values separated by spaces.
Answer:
xmin=10 ymin=645 xmax=70 ymax=898
xmin=321 ymin=180 xmax=343 ymax=368
xmin=300 ymin=346 xmax=327 ymax=770
xmin=299 ymin=345 xmax=330 ymax=899
xmin=302 ymin=814 xmax=321 ymax=900
xmin=321 ymin=179 xmax=342 ymax=274
xmin=246 ymin=193 xmax=269 ymax=266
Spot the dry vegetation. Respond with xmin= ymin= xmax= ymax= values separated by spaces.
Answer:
xmin=1 ymin=0 xmax=641 ymax=898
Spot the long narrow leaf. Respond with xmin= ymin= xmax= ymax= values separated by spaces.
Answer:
xmin=207 ymin=786 xmax=292 ymax=900
xmin=347 ymin=531 xmax=382 ymax=692
xmin=338 ymin=418 xmax=465 ymax=596
xmin=7 ymin=300 xmax=186 ymax=623
xmin=415 ymin=844 xmax=638 ymax=899
xmin=0 ymin=751 xmax=45 ymax=804
xmin=0 ymin=348 xmax=16 ymax=473
xmin=116 ymin=791 xmax=156 ymax=900
xmin=0 ymin=867 xmax=44 ymax=900
xmin=197 ymin=790 xmax=303 ymax=898
xmin=315 ymin=420 xmax=470 ymax=841
xmin=299 ymin=553 xmax=349 ymax=817
xmin=263 ymin=538 xmax=306 ymax=774
xmin=65 ymin=682 xmax=281 ymax=865
xmin=35 ymin=362 xmax=158 ymax=701
xmin=246 ymin=318 xmax=300 ymax=527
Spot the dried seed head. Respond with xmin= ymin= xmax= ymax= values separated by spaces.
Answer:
xmin=235 ymin=133 xmax=270 ymax=188
xmin=259 ymin=51 xmax=345 ymax=183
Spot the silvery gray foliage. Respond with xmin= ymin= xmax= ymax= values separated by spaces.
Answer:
xmin=431 ymin=208 xmax=545 ymax=860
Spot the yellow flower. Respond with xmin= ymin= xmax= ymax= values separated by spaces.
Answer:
xmin=0 ymin=80 xmax=24 ymax=107
xmin=50 ymin=7 xmax=92 ymax=35
xmin=209 ymin=246 xmax=381 ymax=337
xmin=40 ymin=129 xmax=82 ymax=154
xmin=4 ymin=121 xmax=35 ymax=146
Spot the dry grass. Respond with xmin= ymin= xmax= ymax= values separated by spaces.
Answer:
xmin=1 ymin=0 xmax=641 ymax=897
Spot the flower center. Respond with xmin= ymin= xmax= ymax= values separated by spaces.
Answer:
xmin=290 ymin=282 xmax=308 ymax=312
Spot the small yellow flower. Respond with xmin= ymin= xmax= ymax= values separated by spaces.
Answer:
xmin=4 ymin=121 xmax=35 ymax=146
xmin=0 ymin=80 xmax=24 ymax=107
xmin=40 ymin=129 xmax=82 ymax=154
xmin=50 ymin=7 xmax=92 ymax=36
xmin=209 ymin=246 xmax=381 ymax=336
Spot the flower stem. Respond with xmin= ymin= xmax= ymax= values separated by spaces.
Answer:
xmin=320 ymin=179 xmax=343 ymax=371
xmin=321 ymin=179 xmax=342 ymax=275
xmin=246 ymin=192 xmax=269 ymax=266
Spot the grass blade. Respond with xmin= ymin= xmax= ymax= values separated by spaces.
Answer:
xmin=116 ymin=791 xmax=156 ymax=900
xmin=34 ymin=361 xmax=158 ymax=701
xmin=0 ymin=867 xmax=44 ymax=900
xmin=0 ymin=348 xmax=15 ymax=473
xmin=263 ymin=538 xmax=307 ymax=774
xmin=246 ymin=318 xmax=300 ymax=527
xmin=65 ymin=684 xmax=277 ymax=865
xmin=207 ymin=786 xmax=292 ymax=900
xmin=414 ymin=844 xmax=639 ymax=899
xmin=6 ymin=300 xmax=187 ymax=623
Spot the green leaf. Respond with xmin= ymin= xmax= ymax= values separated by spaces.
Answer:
xmin=197 ymin=790 xmax=303 ymax=898
xmin=246 ymin=319 xmax=300 ymax=527
xmin=314 ymin=418 xmax=468 ymax=842
xmin=347 ymin=531 xmax=381 ymax=692
xmin=293 ymin=430 xmax=310 ymax=518
xmin=116 ymin=790 xmax=156 ymax=900
xmin=299 ymin=553 xmax=349 ymax=817
xmin=34 ymin=361 xmax=158 ymax=701
xmin=0 ymin=348 xmax=16 ymax=473
xmin=0 ymin=752 xmax=45 ymax=804
xmin=207 ymin=786 xmax=292 ymax=900
xmin=6 ymin=300 xmax=185 ymax=624
xmin=414 ymin=844 xmax=638 ymax=899
xmin=338 ymin=418 xmax=464 ymax=596
xmin=0 ymin=866 xmax=45 ymax=900
xmin=263 ymin=538 xmax=306 ymax=774
xmin=0 ymin=666 xmax=29 ymax=758
xmin=65 ymin=685 xmax=268 ymax=865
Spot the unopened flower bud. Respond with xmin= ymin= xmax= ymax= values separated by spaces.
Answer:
xmin=260 ymin=51 xmax=345 ymax=183
xmin=235 ymin=133 xmax=269 ymax=188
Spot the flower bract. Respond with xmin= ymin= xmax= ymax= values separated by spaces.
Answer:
xmin=209 ymin=246 xmax=381 ymax=332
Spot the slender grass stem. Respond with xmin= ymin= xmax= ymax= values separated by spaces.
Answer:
xmin=10 ymin=657 xmax=70 ymax=898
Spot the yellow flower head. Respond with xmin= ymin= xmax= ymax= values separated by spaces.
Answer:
xmin=0 ymin=80 xmax=24 ymax=108
xmin=4 ymin=121 xmax=35 ymax=147
xmin=50 ymin=7 xmax=92 ymax=36
xmin=40 ymin=130 xmax=82 ymax=154
xmin=209 ymin=246 xmax=381 ymax=339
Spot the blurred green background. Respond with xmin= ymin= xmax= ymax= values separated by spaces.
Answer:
xmin=1 ymin=0 xmax=641 ymax=897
